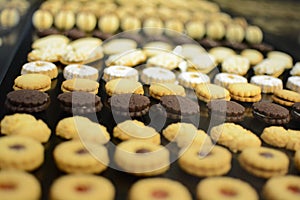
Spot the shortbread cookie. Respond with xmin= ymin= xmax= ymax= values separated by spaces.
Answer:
xmin=197 ymin=177 xmax=258 ymax=200
xmin=61 ymin=78 xmax=99 ymax=94
xmin=286 ymin=76 xmax=300 ymax=93
xmin=250 ymin=75 xmax=283 ymax=93
xmin=129 ymin=178 xmax=192 ymax=200
xmin=63 ymin=64 xmax=99 ymax=81
xmin=53 ymin=140 xmax=109 ymax=174
xmin=142 ymin=41 xmax=173 ymax=57
xmin=76 ymin=12 xmax=97 ymax=32
xmin=221 ymin=55 xmax=250 ymax=76
xmin=141 ymin=67 xmax=176 ymax=85
xmin=55 ymin=116 xmax=110 ymax=144
xmin=291 ymin=102 xmax=300 ymax=121
xmin=195 ymin=83 xmax=230 ymax=102
xmin=149 ymin=83 xmax=185 ymax=100
xmin=5 ymin=90 xmax=50 ymax=113
xmin=0 ymin=170 xmax=41 ymax=200
xmin=103 ymin=65 xmax=139 ymax=82
xmin=21 ymin=61 xmax=58 ymax=79
xmin=186 ymin=53 xmax=217 ymax=74
xmin=120 ymin=15 xmax=141 ymax=31
xmin=253 ymin=58 xmax=286 ymax=77
xmin=105 ymin=49 xmax=147 ymax=67
xmin=113 ymin=120 xmax=160 ymax=144
xmin=50 ymin=174 xmax=115 ymax=200
xmin=263 ymin=175 xmax=300 ymax=200
xmin=210 ymin=123 xmax=261 ymax=152
xmin=54 ymin=10 xmax=76 ymax=30
xmin=260 ymin=126 xmax=289 ymax=148
xmin=31 ymin=34 xmax=70 ymax=49
xmin=105 ymin=78 xmax=144 ymax=96
xmin=57 ymin=91 xmax=102 ymax=114
xmin=178 ymin=72 xmax=210 ymax=89
xmin=290 ymin=62 xmax=300 ymax=76
xmin=245 ymin=25 xmax=263 ymax=44
xmin=13 ymin=74 xmax=51 ymax=91
xmin=285 ymin=129 xmax=300 ymax=151
xmin=103 ymin=38 xmax=137 ymax=55
xmin=98 ymin=13 xmax=120 ymax=34
xmin=228 ymin=83 xmax=261 ymax=102
xmin=240 ymin=49 xmax=264 ymax=66
xmin=208 ymin=47 xmax=236 ymax=64
xmin=214 ymin=73 xmax=247 ymax=89
xmin=109 ymin=94 xmax=150 ymax=117
xmin=0 ymin=136 xmax=44 ymax=171
xmin=114 ymin=140 xmax=170 ymax=176
xmin=295 ymin=151 xmax=300 ymax=171
xmin=239 ymin=147 xmax=289 ymax=178
xmin=178 ymin=145 xmax=232 ymax=177
xmin=267 ymin=51 xmax=293 ymax=69
xmin=147 ymin=52 xmax=183 ymax=70
xmin=206 ymin=20 xmax=225 ymax=40
xmin=272 ymin=89 xmax=300 ymax=107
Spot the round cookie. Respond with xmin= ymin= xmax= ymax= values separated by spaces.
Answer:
xmin=214 ymin=73 xmax=247 ymax=89
xmin=63 ymin=64 xmax=99 ymax=81
xmin=186 ymin=53 xmax=217 ymax=74
xmin=260 ymin=126 xmax=289 ymax=148
xmin=53 ymin=140 xmax=109 ymax=174
xmin=221 ymin=55 xmax=250 ymax=76
xmin=13 ymin=74 xmax=51 ymax=92
xmin=178 ymin=72 xmax=210 ymax=89
xmin=291 ymin=102 xmax=300 ymax=121
xmin=286 ymin=76 xmax=300 ymax=93
xmin=105 ymin=78 xmax=144 ymax=96
xmin=263 ymin=175 xmax=300 ymax=200
xmin=195 ymin=83 xmax=230 ymax=103
xmin=0 ymin=170 xmax=41 ymax=200
xmin=31 ymin=34 xmax=70 ymax=49
xmin=120 ymin=15 xmax=141 ymax=32
xmin=50 ymin=174 xmax=115 ymax=200
xmin=21 ymin=61 xmax=58 ymax=79
xmin=228 ymin=83 xmax=261 ymax=102
xmin=239 ymin=147 xmax=289 ymax=178
xmin=61 ymin=78 xmax=99 ymax=94
xmin=179 ymin=43 xmax=206 ymax=60
xmin=178 ymin=145 xmax=232 ymax=177
xmin=272 ymin=89 xmax=300 ymax=107
xmin=240 ymin=49 xmax=264 ymax=66
xmin=245 ymin=25 xmax=263 ymax=44
xmin=129 ymin=178 xmax=192 ymax=200
xmin=141 ymin=67 xmax=176 ymax=85
xmin=208 ymin=47 xmax=236 ymax=64
xmin=290 ymin=62 xmax=300 ymax=76
xmin=250 ymin=75 xmax=283 ymax=93
xmin=267 ymin=51 xmax=293 ymax=69
xmin=103 ymin=65 xmax=139 ymax=82
xmin=114 ymin=140 xmax=170 ymax=176
xmin=32 ymin=9 xmax=53 ymax=30
xmin=149 ymin=83 xmax=186 ymax=100
xmin=0 ymin=136 xmax=44 ymax=171
xmin=197 ymin=177 xmax=258 ymax=200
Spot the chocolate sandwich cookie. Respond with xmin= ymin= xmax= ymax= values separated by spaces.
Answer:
xmin=109 ymin=94 xmax=150 ymax=117
xmin=291 ymin=102 xmax=300 ymax=121
xmin=207 ymin=100 xmax=245 ymax=122
xmin=5 ymin=90 xmax=50 ymax=113
xmin=252 ymin=102 xmax=290 ymax=125
xmin=159 ymin=95 xmax=200 ymax=119
xmin=57 ymin=91 xmax=102 ymax=114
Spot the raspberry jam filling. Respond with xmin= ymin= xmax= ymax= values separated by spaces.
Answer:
xmin=135 ymin=148 xmax=150 ymax=153
xmin=76 ymin=149 xmax=89 ymax=155
xmin=9 ymin=144 xmax=25 ymax=151
xmin=75 ymin=185 xmax=91 ymax=193
xmin=0 ymin=183 xmax=16 ymax=190
xmin=259 ymin=152 xmax=273 ymax=158
xmin=151 ymin=190 xmax=169 ymax=198
xmin=288 ymin=185 xmax=300 ymax=195
xmin=220 ymin=188 xmax=237 ymax=197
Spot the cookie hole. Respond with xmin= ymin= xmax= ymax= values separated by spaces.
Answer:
xmin=259 ymin=152 xmax=273 ymax=158
xmin=9 ymin=144 xmax=25 ymax=151
xmin=0 ymin=183 xmax=16 ymax=190
xmin=287 ymin=185 xmax=300 ymax=194
xmin=75 ymin=148 xmax=89 ymax=155
xmin=75 ymin=185 xmax=91 ymax=193
xmin=135 ymin=148 xmax=151 ymax=154
xmin=151 ymin=190 xmax=169 ymax=198
xmin=220 ymin=188 xmax=237 ymax=197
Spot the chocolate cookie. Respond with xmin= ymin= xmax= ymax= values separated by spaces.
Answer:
xmin=159 ymin=95 xmax=200 ymax=119
xmin=252 ymin=102 xmax=290 ymax=125
xmin=291 ymin=102 xmax=300 ymax=121
xmin=109 ymin=94 xmax=151 ymax=117
xmin=207 ymin=100 xmax=245 ymax=122
xmin=57 ymin=91 xmax=102 ymax=114
xmin=5 ymin=90 xmax=50 ymax=113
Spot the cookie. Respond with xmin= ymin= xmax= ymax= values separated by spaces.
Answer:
xmin=13 ymin=74 xmax=51 ymax=92
xmin=245 ymin=25 xmax=263 ymax=44
xmin=129 ymin=178 xmax=192 ymax=200
xmin=239 ymin=147 xmax=289 ymax=178
xmin=57 ymin=91 xmax=102 ymax=114
xmin=0 ymin=113 xmax=51 ymax=143
xmin=53 ymin=140 xmax=109 ymax=173
xmin=214 ymin=73 xmax=247 ymax=89
xmin=147 ymin=52 xmax=183 ymax=70
xmin=178 ymin=145 xmax=232 ymax=177
xmin=186 ymin=53 xmax=217 ymax=74
xmin=141 ymin=67 xmax=176 ymax=85
xmin=105 ymin=78 xmax=144 ymax=96
xmin=250 ymin=75 xmax=283 ymax=93
xmin=98 ymin=13 xmax=120 ymax=34
xmin=105 ymin=49 xmax=147 ymax=67
xmin=103 ymin=65 xmax=139 ymax=82
xmin=0 ymin=135 xmax=44 ymax=171
xmin=142 ymin=41 xmax=173 ymax=57
xmin=113 ymin=120 xmax=160 ymax=144
xmin=109 ymin=94 xmax=150 ymax=117
xmin=291 ymin=102 xmax=300 ymax=121
xmin=272 ymin=89 xmax=300 ymax=107
xmin=290 ymin=62 xmax=300 ymax=76
xmin=263 ymin=175 xmax=300 ymax=200
xmin=207 ymin=100 xmax=245 ymax=122
xmin=149 ymin=83 xmax=186 ymax=100
xmin=103 ymin=38 xmax=137 ymax=55
xmin=63 ymin=64 xmax=99 ymax=81
xmin=285 ymin=129 xmax=300 ymax=151
xmin=295 ymin=151 xmax=300 ymax=171
xmin=197 ymin=177 xmax=258 ymax=200
xmin=286 ymin=76 xmax=300 ymax=93
xmin=61 ymin=78 xmax=99 ymax=94
xmin=210 ymin=123 xmax=261 ymax=152
xmin=50 ymin=174 xmax=115 ymax=200
xmin=31 ymin=34 xmax=70 ymax=49
xmin=5 ymin=90 xmax=50 ymax=113
xmin=21 ymin=61 xmax=58 ymax=79
xmin=114 ymin=140 xmax=170 ymax=176
xmin=178 ymin=72 xmax=210 ymax=89
xmin=206 ymin=20 xmax=225 ymax=40
xmin=0 ymin=170 xmax=41 ymax=200
xmin=76 ymin=12 xmax=97 ymax=32
xmin=267 ymin=51 xmax=293 ymax=69
xmin=55 ymin=116 xmax=110 ymax=144
xmin=159 ymin=95 xmax=200 ymax=119
xmin=240 ymin=49 xmax=264 ymax=66
xmin=54 ymin=10 xmax=76 ymax=30
xmin=253 ymin=58 xmax=286 ymax=77
xmin=260 ymin=126 xmax=289 ymax=148
xmin=225 ymin=23 xmax=245 ymax=43
xmin=195 ymin=83 xmax=230 ymax=103
xmin=228 ymin=83 xmax=261 ymax=102
xmin=208 ymin=47 xmax=236 ymax=64
xmin=185 ymin=20 xmax=206 ymax=40
xmin=221 ymin=55 xmax=250 ymax=76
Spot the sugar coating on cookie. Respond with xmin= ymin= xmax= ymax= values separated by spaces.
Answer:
xmin=141 ymin=67 xmax=176 ymax=85
xmin=240 ymin=49 xmax=264 ymax=66
xmin=63 ymin=64 xmax=99 ymax=80
xmin=286 ymin=76 xmax=300 ymax=93
xmin=178 ymin=72 xmax=210 ymax=89
xmin=103 ymin=65 xmax=139 ymax=82
xmin=214 ymin=73 xmax=247 ymax=89
xmin=21 ymin=61 xmax=58 ymax=79
xmin=250 ymin=75 xmax=283 ymax=93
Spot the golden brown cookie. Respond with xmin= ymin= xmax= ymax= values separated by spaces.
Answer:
xmin=149 ymin=83 xmax=185 ymax=100
xmin=228 ymin=83 xmax=261 ymax=102
xmin=260 ymin=126 xmax=289 ymax=148
xmin=61 ymin=78 xmax=99 ymax=94
xmin=13 ymin=74 xmax=51 ymax=92
xmin=21 ymin=61 xmax=58 ymax=79
xmin=272 ymin=89 xmax=300 ymax=107
xmin=286 ymin=129 xmax=300 ymax=151
xmin=105 ymin=78 xmax=144 ymax=96
xmin=295 ymin=150 xmax=300 ymax=171
xmin=195 ymin=83 xmax=230 ymax=102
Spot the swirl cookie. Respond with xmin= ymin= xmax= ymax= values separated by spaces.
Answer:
xmin=245 ymin=25 xmax=263 ymax=44
xmin=272 ymin=89 xmax=300 ymax=107
xmin=54 ymin=140 xmax=109 ymax=174
xmin=63 ymin=64 xmax=99 ymax=81
xmin=225 ymin=23 xmax=245 ymax=43
xmin=285 ymin=129 xmax=300 ymax=151
xmin=141 ymin=67 xmax=176 ymax=85
xmin=149 ymin=83 xmax=185 ymax=100
xmin=221 ymin=55 xmax=250 ymax=76
xmin=105 ymin=78 xmax=144 ymax=96
xmin=21 ymin=61 xmax=58 ymax=79
xmin=286 ymin=76 xmax=300 ymax=93
xmin=195 ymin=83 xmax=230 ymax=102
xmin=13 ymin=74 xmax=51 ymax=92
xmin=178 ymin=72 xmax=210 ymax=89
xmin=61 ymin=78 xmax=99 ymax=94
xmin=50 ymin=174 xmax=115 ymax=200
xmin=197 ymin=177 xmax=258 ymax=200
xmin=250 ymin=75 xmax=283 ymax=93
xmin=260 ymin=126 xmax=289 ymax=148
xmin=114 ymin=140 xmax=170 ymax=176
xmin=103 ymin=38 xmax=137 ymax=55
xmin=129 ymin=178 xmax=192 ymax=200
xmin=206 ymin=21 xmax=225 ymax=40
xmin=214 ymin=73 xmax=247 ymax=89
xmin=290 ymin=62 xmax=300 ymax=76
xmin=76 ymin=12 xmax=97 ymax=32
xmin=0 ymin=136 xmax=44 ymax=171
xmin=228 ymin=83 xmax=261 ymax=102
xmin=239 ymin=147 xmax=289 ymax=178
xmin=103 ymin=65 xmax=139 ymax=82
xmin=210 ymin=123 xmax=261 ymax=152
